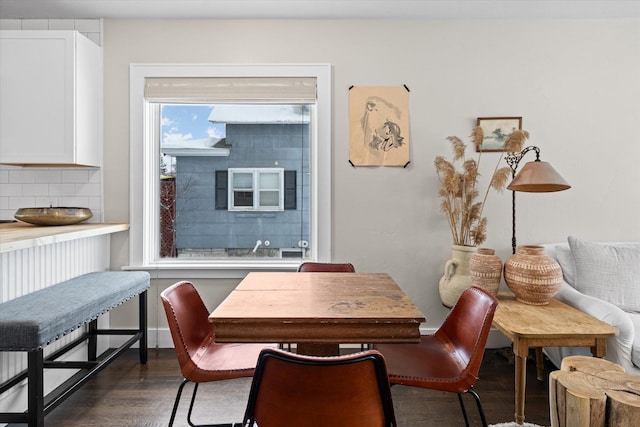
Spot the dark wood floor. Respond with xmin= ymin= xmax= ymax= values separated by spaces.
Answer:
xmin=37 ymin=347 xmax=553 ymax=426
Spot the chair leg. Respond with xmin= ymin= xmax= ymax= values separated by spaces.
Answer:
xmin=169 ymin=378 xmax=190 ymax=427
xmin=170 ymin=378 xmax=241 ymax=427
xmin=187 ymin=382 xmax=200 ymax=426
xmin=457 ymin=393 xmax=471 ymax=427
xmin=467 ymin=387 xmax=489 ymax=427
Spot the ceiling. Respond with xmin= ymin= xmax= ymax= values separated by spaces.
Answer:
xmin=1 ymin=0 xmax=639 ymax=20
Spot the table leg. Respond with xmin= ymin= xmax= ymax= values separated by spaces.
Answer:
xmin=535 ymin=347 xmax=544 ymax=381
xmin=513 ymin=342 xmax=528 ymax=425
xmin=591 ymin=338 xmax=607 ymax=358
xmin=296 ymin=343 xmax=340 ymax=356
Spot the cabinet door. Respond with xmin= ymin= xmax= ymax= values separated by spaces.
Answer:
xmin=0 ymin=31 xmax=100 ymax=166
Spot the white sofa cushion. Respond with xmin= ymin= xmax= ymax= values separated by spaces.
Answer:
xmin=568 ymin=236 xmax=640 ymax=313
xmin=629 ymin=312 xmax=640 ymax=369
xmin=555 ymin=245 xmax=575 ymax=286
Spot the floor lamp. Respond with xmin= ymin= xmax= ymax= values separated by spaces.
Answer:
xmin=505 ymin=146 xmax=571 ymax=254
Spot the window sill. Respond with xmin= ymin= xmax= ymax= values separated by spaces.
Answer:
xmin=123 ymin=259 xmax=301 ymax=279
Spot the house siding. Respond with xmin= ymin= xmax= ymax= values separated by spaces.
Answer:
xmin=174 ymin=123 xmax=310 ymax=254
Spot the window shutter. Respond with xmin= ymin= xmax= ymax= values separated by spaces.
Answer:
xmin=284 ymin=170 xmax=297 ymax=210
xmin=215 ymin=170 xmax=228 ymax=210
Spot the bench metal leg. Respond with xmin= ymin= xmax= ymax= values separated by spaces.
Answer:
xmin=88 ymin=319 xmax=98 ymax=361
xmin=28 ymin=350 xmax=44 ymax=427
xmin=139 ymin=290 xmax=148 ymax=364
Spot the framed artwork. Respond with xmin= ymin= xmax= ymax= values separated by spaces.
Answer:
xmin=349 ymin=86 xmax=410 ymax=166
xmin=476 ymin=117 xmax=522 ymax=152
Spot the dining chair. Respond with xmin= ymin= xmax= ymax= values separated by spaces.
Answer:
xmin=296 ymin=261 xmax=356 ymax=272
xmin=374 ymin=286 xmax=498 ymax=427
xmin=161 ymin=280 xmax=277 ymax=427
xmin=294 ymin=261 xmax=360 ymax=352
xmin=242 ymin=348 xmax=397 ymax=427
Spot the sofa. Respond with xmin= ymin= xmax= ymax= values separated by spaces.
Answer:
xmin=542 ymin=237 xmax=640 ymax=374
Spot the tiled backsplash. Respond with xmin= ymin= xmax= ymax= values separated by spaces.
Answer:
xmin=0 ymin=18 xmax=102 ymax=45
xmin=0 ymin=165 xmax=103 ymax=222
xmin=0 ymin=18 xmax=103 ymax=222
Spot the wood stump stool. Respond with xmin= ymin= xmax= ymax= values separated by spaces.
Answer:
xmin=549 ymin=356 xmax=640 ymax=427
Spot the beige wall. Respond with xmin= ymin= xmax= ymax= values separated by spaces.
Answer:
xmin=103 ymin=19 xmax=640 ymax=339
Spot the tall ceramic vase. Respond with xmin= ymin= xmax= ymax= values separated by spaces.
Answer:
xmin=439 ymin=245 xmax=477 ymax=308
xmin=469 ymin=248 xmax=502 ymax=297
xmin=504 ymin=245 xmax=563 ymax=305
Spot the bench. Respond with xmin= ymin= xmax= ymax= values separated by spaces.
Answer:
xmin=0 ymin=271 xmax=150 ymax=427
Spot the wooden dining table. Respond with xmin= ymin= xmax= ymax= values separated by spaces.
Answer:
xmin=208 ymin=272 xmax=426 ymax=356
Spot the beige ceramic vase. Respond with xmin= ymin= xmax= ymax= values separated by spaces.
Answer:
xmin=504 ymin=245 xmax=563 ymax=305
xmin=439 ymin=245 xmax=477 ymax=308
xmin=469 ymin=248 xmax=502 ymax=297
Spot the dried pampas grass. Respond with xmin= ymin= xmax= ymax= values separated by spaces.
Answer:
xmin=435 ymin=126 xmax=529 ymax=246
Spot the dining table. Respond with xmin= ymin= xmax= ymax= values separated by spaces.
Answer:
xmin=208 ymin=271 xmax=426 ymax=356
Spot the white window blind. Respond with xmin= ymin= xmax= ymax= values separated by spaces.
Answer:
xmin=144 ymin=77 xmax=317 ymax=104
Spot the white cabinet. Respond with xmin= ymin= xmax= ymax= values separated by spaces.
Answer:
xmin=0 ymin=31 xmax=102 ymax=167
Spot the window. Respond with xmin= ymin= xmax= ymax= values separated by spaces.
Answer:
xmin=129 ymin=64 xmax=332 ymax=275
xmin=226 ymin=168 xmax=285 ymax=211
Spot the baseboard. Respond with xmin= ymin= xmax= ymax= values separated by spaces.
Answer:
xmin=110 ymin=327 xmax=513 ymax=350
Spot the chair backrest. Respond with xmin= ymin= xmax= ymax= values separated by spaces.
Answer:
xmin=297 ymin=262 xmax=355 ymax=272
xmin=436 ymin=286 xmax=499 ymax=389
xmin=160 ymin=281 xmax=215 ymax=378
xmin=243 ymin=348 xmax=397 ymax=427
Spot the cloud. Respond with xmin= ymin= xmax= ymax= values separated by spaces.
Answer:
xmin=192 ymin=114 xmax=198 ymax=121
xmin=161 ymin=117 xmax=173 ymax=126
xmin=163 ymin=132 xmax=193 ymax=145
xmin=207 ymin=127 xmax=224 ymax=139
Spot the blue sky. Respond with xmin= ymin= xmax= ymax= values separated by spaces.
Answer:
xmin=161 ymin=104 xmax=225 ymax=144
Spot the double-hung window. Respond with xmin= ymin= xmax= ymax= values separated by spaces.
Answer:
xmin=229 ymin=168 xmax=284 ymax=211
xmin=129 ymin=64 xmax=331 ymax=275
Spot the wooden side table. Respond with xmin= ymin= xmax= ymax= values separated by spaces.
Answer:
xmin=492 ymin=293 xmax=617 ymax=425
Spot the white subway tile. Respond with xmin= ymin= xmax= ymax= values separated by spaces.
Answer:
xmin=9 ymin=170 xmax=36 ymax=184
xmin=62 ymin=169 xmax=89 ymax=183
xmin=49 ymin=184 xmax=76 ymax=196
xmin=75 ymin=183 xmax=101 ymax=197
xmin=35 ymin=196 xmax=59 ymax=207
xmin=0 ymin=170 xmax=8 ymax=184
xmin=8 ymin=197 xmax=36 ymax=209
xmin=74 ymin=19 xmax=101 ymax=33
xmin=0 ymin=20 xmax=22 ymax=30
xmin=2 ymin=184 xmax=22 ymax=197
xmin=88 ymin=196 xmax=103 ymax=209
xmin=21 ymin=19 xmax=49 ymax=30
xmin=85 ymin=32 xmax=102 ymax=46
xmin=88 ymin=169 xmax=102 ymax=184
xmin=22 ymin=184 xmax=49 ymax=196
xmin=0 ymin=197 xmax=8 ymax=209
xmin=48 ymin=19 xmax=76 ymax=30
xmin=34 ymin=170 xmax=63 ymax=183
xmin=60 ymin=196 xmax=89 ymax=207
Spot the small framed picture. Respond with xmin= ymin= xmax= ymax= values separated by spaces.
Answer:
xmin=476 ymin=117 xmax=522 ymax=152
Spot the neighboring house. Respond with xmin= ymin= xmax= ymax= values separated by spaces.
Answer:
xmin=161 ymin=105 xmax=310 ymax=258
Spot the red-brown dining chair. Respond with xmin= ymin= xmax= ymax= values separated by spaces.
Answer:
xmin=294 ymin=261 xmax=359 ymax=351
xmin=242 ymin=348 xmax=397 ymax=427
xmin=161 ymin=281 xmax=277 ymax=427
xmin=296 ymin=261 xmax=356 ymax=272
xmin=374 ymin=286 xmax=498 ymax=427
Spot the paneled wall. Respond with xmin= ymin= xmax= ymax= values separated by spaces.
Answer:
xmin=0 ymin=235 xmax=111 ymax=413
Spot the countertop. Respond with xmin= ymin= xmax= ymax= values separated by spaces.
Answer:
xmin=0 ymin=222 xmax=129 ymax=253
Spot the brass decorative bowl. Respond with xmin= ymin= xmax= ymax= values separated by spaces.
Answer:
xmin=14 ymin=207 xmax=93 ymax=226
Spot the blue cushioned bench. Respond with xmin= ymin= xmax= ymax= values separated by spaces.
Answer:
xmin=0 ymin=271 xmax=150 ymax=427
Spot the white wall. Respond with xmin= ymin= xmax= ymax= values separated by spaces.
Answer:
xmin=102 ymin=19 xmax=640 ymax=339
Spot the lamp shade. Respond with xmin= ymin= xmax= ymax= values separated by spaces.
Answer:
xmin=507 ymin=161 xmax=571 ymax=193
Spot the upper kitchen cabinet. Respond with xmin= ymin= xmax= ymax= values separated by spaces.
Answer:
xmin=0 ymin=31 xmax=102 ymax=167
